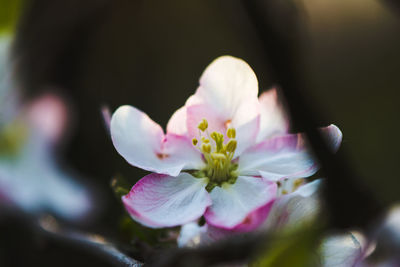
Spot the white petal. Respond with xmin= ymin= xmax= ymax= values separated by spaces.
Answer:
xmin=0 ymin=139 xmax=92 ymax=220
xmin=195 ymin=56 xmax=259 ymax=119
xmin=321 ymin=124 xmax=343 ymax=152
xmin=239 ymin=125 xmax=343 ymax=180
xmin=178 ymin=222 xmax=208 ymax=248
xmin=178 ymin=222 xmax=235 ymax=247
xmin=234 ymin=112 xmax=260 ymax=157
xmin=257 ymin=89 xmax=289 ymax=142
xmin=111 ymin=105 xmax=204 ymax=176
xmin=320 ymin=233 xmax=364 ymax=267
xmin=204 ymin=176 xmax=276 ymax=229
xmin=263 ymin=180 xmax=321 ymax=230
xmin=184 ymin=56 xmax=262 ymax=155
xmin=166 ymin=105 xmax=188 ymax=136
xmin=122 ymin=173 xmax=211 ymax=228
xmin=239 ymin=133 xmax=317 ymax=180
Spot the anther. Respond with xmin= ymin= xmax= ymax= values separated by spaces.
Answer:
xmin=211 ymin=153 xmax=227 ymax=161
xmin=198 ymin=119 xmax=208 ymax=131
xmin=226 ymin=139 xmax=237 ymax=153
xmin=201 ymin=137 xmax=210 ymax=143
xmin=201 ymin=143 xmax=211 ymax=153
xmin=227 ymin=128 xmax=236 ymax=139
xmin=192 ymin=138 xmax=198 ymax=146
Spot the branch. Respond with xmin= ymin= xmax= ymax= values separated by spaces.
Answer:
xmin=239 ymin=0 xmax=383 ymax=229
xmin=147 ymin=231 xmax=270 ymax=267
xmin=37 ymin=215 xmax=143 ymax=267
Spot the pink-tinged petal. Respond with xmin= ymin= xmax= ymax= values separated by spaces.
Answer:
xmin=186 ymin=102 xmax=260 ymax=158
xmin=238 ymin=133 xmax=317 ymax=180
xmin=263 ymin=180 xmax=321 ymax=230
xmin=257 ymin=88 xmax=289 ymax=142
xmin=163 ymin=133 xmax=205 ymax=170
xmin=166 ymin=105 xmax=188 ymax=136
xmin=234 ymin=112 xmax=260 ymax=157
xmin=186 ymin=104 xmax=226 ymax=139
xmin=184 ymin=56 xmax=262 ymax=153
xmin=321 ymin=124 xmax=343 ymax=152
xmin=232 ymin=200 xmax=275 ymax=232
xmin=101 ymin=105 xmax=111 ymax=134
xmin=239 ymin=125 xmax=342 ymax=180
xmin=122 ymin=173 xmax=211 ymax=228
xmin=26 ymin=93 xmax=68 ymax=143
xmin=204 ymin=176 xmax=277 ymax=229
xmin=111 ymin=106 xmax=204 ymax=176
xmin=194 ymin=56 xmax=259 ymax=118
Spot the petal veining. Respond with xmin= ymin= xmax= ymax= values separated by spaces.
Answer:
xmin=111 ymin=105 xmax=204 ymax=176
xmin=122 ymin=173 xmax=211 ymax=228
xmin=204 ymin=176 xmax=277 ymax=229
xmin=238 ymin=133 xmax=317 ymax=180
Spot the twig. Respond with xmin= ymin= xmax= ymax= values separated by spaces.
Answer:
xmin=37 ymin=215 xmax=143 ymax=267
xmin=0 ymin=208 xmax=142 ymax=267
xmin=147 ymin=231 xmax=269 ymax=267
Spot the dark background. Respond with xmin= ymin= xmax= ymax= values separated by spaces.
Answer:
xmin=1 ymin=0 xmax=400 ymax=266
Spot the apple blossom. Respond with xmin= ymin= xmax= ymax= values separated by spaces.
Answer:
xmin=177 ymin=180 xmax=366 ymax=267
xmin=0 ymin=35 xmax=93 ymax=220
xmin=111 ymin=56 xmax=342 ymax=230
xmin=0 ymin=94 xmax=93 ymax=220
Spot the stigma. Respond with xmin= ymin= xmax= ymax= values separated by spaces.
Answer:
xmin=192 ymin=119 xmax=239 ymax=191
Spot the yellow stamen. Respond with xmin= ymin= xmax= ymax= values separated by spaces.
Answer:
xmin=201 ymin=143 xmax=211 ymax=153
xmin=198 ymin=119 xmax=208 ymax=131
xmin=211 ymin=153 xmax=227 ymax=161
xmin=227 ymin=128 xmax=236 ymax=139
xmin=201 ymin=137 xmax=210 ymax=143
xmin=226 ymin=139 xmax=237 ymax=153
xmin=192 ymin=119 xmax=240 ymax=191
xmin=192 ymin=138 xmax=198 ymax=146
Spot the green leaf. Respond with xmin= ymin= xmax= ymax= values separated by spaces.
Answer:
xmin=119 ymin=215 xmax=165 ymax=246
xmin=110 ymin=174 xmax=131 ymax=199
xmin=251 ymin=227 xmax=322 ymax=267
xmin=0 ymin=0 xmax=24 ymax=35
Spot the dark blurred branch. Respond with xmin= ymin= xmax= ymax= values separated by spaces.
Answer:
xmin=147 ymin=232 xmax=268 ymax=267
xmin=37 ymin=215 xmax=143 ymax=267
xmin=0 ymin=208 xmax=142 ymax=267
xmin=240 ymin=0 xmax=383 ymax=229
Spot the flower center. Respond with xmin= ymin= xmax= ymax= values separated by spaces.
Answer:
xmin=192 ymin=119 xmax=239 ymax=192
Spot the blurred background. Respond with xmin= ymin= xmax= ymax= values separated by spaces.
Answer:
xmin=1 ymin=0 xmax=400 ymax=266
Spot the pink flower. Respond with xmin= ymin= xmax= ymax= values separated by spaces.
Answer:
xmin=111 ymin=56 xmax=342 ymax=230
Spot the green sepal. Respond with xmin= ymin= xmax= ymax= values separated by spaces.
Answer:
xmin=110 ymin=174 xmax=131 ymax=199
